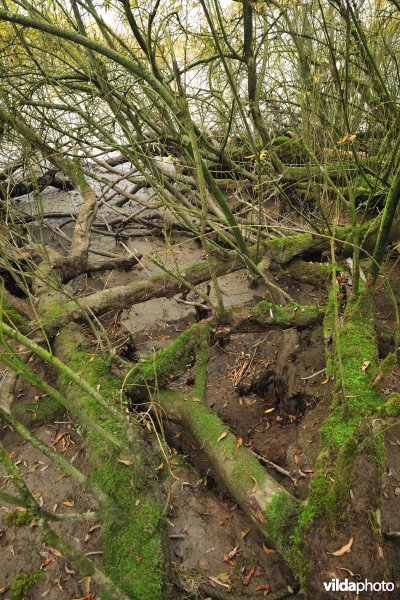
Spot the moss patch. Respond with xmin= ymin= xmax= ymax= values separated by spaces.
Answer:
xmin=56 ymin=325 xmax=165 ymax=600
xmin=271 ymin=136 xmax=309 ymax=164
xmin=14 ymin=395 xmax=62 ymax=426
xmin=307 ymin=290 xmax=384 ymax=527
xmin=127 ymin=323 xmax=210 ymax=398
xmin=380 ymin=393 xmax=400 ymax=417
xmin=10 ymin=571 xmax=41 ymax=599
xmin=3 ymin=509 xmax=32 ymax=527
xmin=0 ymin=297 xmax=29 ymax=331
xmin=264 ymin=494 xmax=310 ymax=587
xmin=252 ymin=301 xmax=324 ymax=327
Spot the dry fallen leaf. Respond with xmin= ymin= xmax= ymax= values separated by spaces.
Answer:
xmin=223 ymin=544 xmax=239 ymax=563
xmin=248 ymin=473 xmax=258 ymax=494
xmin=217 ymin=572 xmax=230 ymax=583
xmin=41 ymin=553 xmax=54 ymax=569
xmin=377 ymin=545 xmax=384 ymax=560
xmin=243 ymin=566 xmax=256 ymax=586
xmin=262 ymin=544 xmax=276 ymax=554
xmin=48 ymin=547 xmax=63 ymax=558
xmin=361 ymin=360 xmax=371 ymax=372
xmin=52 ymin=433 xmax=65 ymax=446
xmin=255 ymin=584 xmax=270 ymax=592
xmin=217 ymin=432 xmax=228 ymax=443
xmin=241 ymin=528 xmax=251 ymax=539
xmin=209 ymin=576 xmax=231 ymax=590
xmin=63 ymin=501 xmax=74 ymax=507
xmin=118 ymin=459 xmax=134 ymax=466
xmin=251 ymin=508 xmax=266 ymax=524
xmin=327 ymin=537 xmax=353 ymax=556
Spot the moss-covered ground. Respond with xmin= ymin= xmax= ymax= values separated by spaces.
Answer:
xmin=10 ymin=570 xmax=41 ymax=599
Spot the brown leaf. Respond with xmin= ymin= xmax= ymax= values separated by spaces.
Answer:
xmin=248 ymin=473 xmax=258 ymax=494
xmin=377 ymin=545 xmax=384 ymax=561
xmin=63 ymin=501 xmax=74 ymax=507
xmin=41 ymin=553 xmax=54 ymax=569
xmin=251 ymin=508 xmax=266 ymax=524
xmin=70 ymin=595 xmax=96 ymax=600
xmin=361 ymin=360 xmax=371 ymax=371
xmin=52 ymin=433 xmax=65 ymax=446
xmin=118 ymin=459 xmax=134 ymax=466
xmin=327 ymin=537 xmax=353 ymax=556
xmin=48 ymin=547 xmax=63 ymax=557
xmin=223 ymin=545 xmax=239 ymax=563
xmin=255 ymin=584 xmax=270 ymax=592
xmin=217 ymin=432 xmax=228 ymax=443
xmin=243 ymin=566 xmax=256 ymax=586
xmin=262 ymin=544 xmax=276 ymax=554
xmin=241 ymin=528 xmax=251 ymax=539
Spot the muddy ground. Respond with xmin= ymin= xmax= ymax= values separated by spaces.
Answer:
xmin=1 ymin=180 xmax=400 ymax=599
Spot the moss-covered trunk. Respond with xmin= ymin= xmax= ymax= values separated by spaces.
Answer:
xmin=53 ymin=324 xmax=167 ymax=600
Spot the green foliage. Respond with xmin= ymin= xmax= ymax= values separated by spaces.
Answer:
xmin=10 ymin=571 xmax=41 ymax=599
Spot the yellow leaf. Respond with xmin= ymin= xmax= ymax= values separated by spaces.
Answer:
xmin=337 ymin=133 xmax=356 ymax=145
xmin=264 ymin=407 xmax=275 ymax=414
xmin=321 ymin=378 xmax=330 ymax=385
xmin=162 ymin=155 xmax=173 ymax=163
xmin=248 ymin=473 xmax=258 ymax=493
xmin=217 ymin=432 xmax=228 ymax=443
xmin=337 ymin=134 xmax=349 ymax=145
xmin=327 ymin=537 xmax=353 ymax=556
xmin=244 ymin=153 xmax=256 ymax=159
xmin=63 ymin=501 xmax=74 ymax=507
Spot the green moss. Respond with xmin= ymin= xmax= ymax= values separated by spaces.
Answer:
xmin=252 ymin=301 xmax=323 ymax=327
xmin=377 ymin=352 xmax=398 ymax=378
xmin=380 ymin=393 xmax=400 ymax=417
xmin=57 ymin=326 xmax=165 ymax=599
xmin=0 ymin=297 xmax=29 ymax=330
xmin=308 ymin=291 xmax=384 ymax=526
xmin=264 ymin=494 xmax=310 ymax=587
xmin=18 ymin=395 xmax=62 ymax=426
xmin=3 ymin=509 xmax=32 ymax=527
xmin=10 ymin=571 xmax=41 ymax=599
xmin=271 ymin=136 xmax=309 ymax=163
xmin=127 ymin=323 xmax=210 ymax=398
xmin=285 ymin=259 xmax=333 ymax=287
